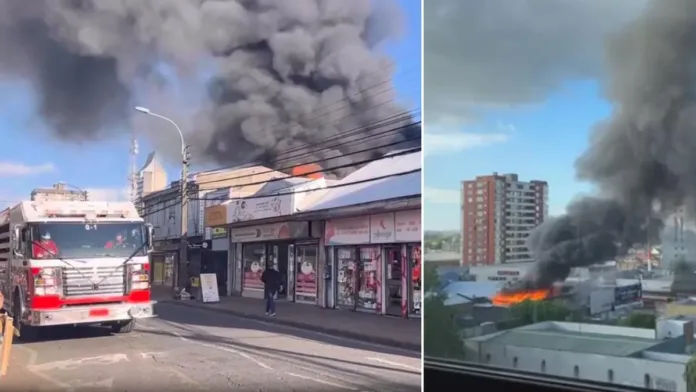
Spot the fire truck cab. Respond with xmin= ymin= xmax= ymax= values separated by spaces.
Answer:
xmin=0 ymin=200 xmax=155 ymax=340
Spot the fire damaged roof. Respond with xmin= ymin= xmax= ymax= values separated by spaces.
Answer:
xmin=470 ymin=325 xmax=662 ymax=357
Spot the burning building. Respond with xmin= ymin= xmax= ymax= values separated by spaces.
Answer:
xmin=502 ymin=0 xmax=696 ymax=295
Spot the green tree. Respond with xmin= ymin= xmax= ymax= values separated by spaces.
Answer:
xmin=509 ymin=300 xmax=571 ymax=325
xmin=685 ymin=355 xmax=696 ymax=392
xmin=618 ymin=313 xmax=656 ymax=329
xmin=423 ymin=263 xmax=466 ymax=360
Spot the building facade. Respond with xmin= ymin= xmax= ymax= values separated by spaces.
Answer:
xmin=31 ymin=183 xmax=87 ymax=202
xmin=135 ymin=152 xmax=168 ymax=213
xmin=205 ymin=150 xmax=422 ymax=319
xmin=661 ymin=207 xmax=696 ymax=269
xmin=141 ymin=165 xmax=286 ymax=293
xmin=461 ymin=173 xmax=548 ymax=266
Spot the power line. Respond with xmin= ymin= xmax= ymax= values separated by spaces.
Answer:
xmin=187 ymin=120 xmax=421 ymax=188
xmin=139 ymin=117 xmax=420 ymax=215
xmin=140 ymin=147 xmax=421 ymax=218
xmin=195 ymin=108 xmax=419 ymax=174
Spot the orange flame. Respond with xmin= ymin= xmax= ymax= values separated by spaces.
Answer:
xmin=492 ymin=289 xmax=550 ymax=307
xmin=291 ymin=163 xmax=323 ymax=179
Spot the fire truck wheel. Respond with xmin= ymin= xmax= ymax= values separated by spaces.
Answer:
xmin=12 ymin=300 xmax=40 ymax=342
xmin=111 ymin=319 xmax=136 ymax=334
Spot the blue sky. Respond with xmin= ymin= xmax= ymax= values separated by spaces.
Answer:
xmin=0 ymin=0 xmax=421 ymax=209
xmin=424 ymin=80 xmax=612 ymax=231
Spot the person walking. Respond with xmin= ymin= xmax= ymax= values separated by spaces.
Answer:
xmin=261 ymin=265 xmax=281 ymax=316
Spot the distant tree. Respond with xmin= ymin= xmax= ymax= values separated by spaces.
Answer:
xmin=686 ymin=354 xmax=696 ymax=392
xmin=423 ymin=263 xmax=466 ymax=360
xmin=509 ymin=300 xmax=570 ymax=325
xmin=618 ymin=313 xmax=656 ymax=329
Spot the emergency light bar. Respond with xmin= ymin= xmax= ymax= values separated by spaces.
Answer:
xmin=42 ymin=209 xmax=131 ymax=218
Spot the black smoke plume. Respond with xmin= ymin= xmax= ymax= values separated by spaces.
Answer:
xmin=507 ymin=0 xmax=696 ymax=292
xmin=0 ymin=0 xmax=418 ymax=172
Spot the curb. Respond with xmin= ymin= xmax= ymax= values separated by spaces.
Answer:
xmin=156 ymin=299 xmax=421 ymax=352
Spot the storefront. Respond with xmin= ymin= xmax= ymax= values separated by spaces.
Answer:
xmin=150 ymin=240 xmax=179 ymax=288
xmin=324 ymin=209 xmax=421 ymax=318
xmin=231 ymin=221 xmax=321 ymax=304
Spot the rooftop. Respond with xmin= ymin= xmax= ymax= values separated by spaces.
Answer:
xmin=303 ymin=150 xmax=420 ymax=211
xmin=473 ymin=328 xmax=660 ymax=357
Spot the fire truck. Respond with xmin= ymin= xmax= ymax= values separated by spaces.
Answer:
xmin=0 ymin=200 xmax=155 ymax=340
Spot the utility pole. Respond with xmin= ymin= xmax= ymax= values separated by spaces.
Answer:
xmin=178 ymin=145 xmax=191 ymax=292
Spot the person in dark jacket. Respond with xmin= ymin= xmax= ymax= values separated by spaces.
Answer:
xmin=261 ymin=266 xmax=282 ymax=316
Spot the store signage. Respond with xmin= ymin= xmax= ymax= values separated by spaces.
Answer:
xmin=395 ymin=210 xmax=421 ymax=242
xmin=325 ymin=217 xmax=370 ymax=245
xmin=205 ymin=204 xmax=227 ymax=227
xmin=370 ymin=213 xmax=395 ymax=243
xmin=227 ymin=194 xmax=293 ymax=223
xmin=615 ymin=283 xmax=642 ymax=304
xmin=211 ymin=227 xmax=227 ymax=239
xmin=326 ymin=210 xmax=423 ymax=245
xmin=230 ymin=222 xmax=309 ymax=243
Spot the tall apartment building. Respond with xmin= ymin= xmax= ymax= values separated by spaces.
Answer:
xmin=461 ymin=173 xmax=548 ymax=265
xmin=135 ymin=152 xmax=168 ymax=213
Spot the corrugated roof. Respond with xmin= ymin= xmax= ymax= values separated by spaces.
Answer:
xmin=477 ymin=329 xmax=660 ymax=357
xmin=303 ymin=150 xmax=420 ymax=211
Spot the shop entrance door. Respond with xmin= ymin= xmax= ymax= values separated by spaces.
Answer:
xmin=295 ymin=245 xmax=319 ymax=303
xmin=268 ymin=244 xmax=289 ymax=300
xmin=385 ymin=246 xmax=403 ymax=316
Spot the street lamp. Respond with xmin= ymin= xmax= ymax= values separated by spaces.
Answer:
xmin=134 ymin=106 xmax=190 ymax=295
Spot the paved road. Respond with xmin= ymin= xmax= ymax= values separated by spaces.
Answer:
xmin=4 ymin=302 xmax=421 ymax=391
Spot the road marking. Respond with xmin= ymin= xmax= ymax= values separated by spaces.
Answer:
xmin=171 ymin=331 xmax=273 ymax=370
xmin=158 ymin=302 xmax=419 ymax=355
xmin=70 ymin=377 xmax=114 ymax=389
xmin=365 ymin=357 xmax=421 ymax=372
xmin=286 ymin=372 xmax=358 ymax=390
xmin=28 ymin=353 xmax=129 ymax=372
xmin=14 ymin=345 xmax=74 ymax=390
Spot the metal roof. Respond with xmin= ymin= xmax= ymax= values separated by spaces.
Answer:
xmin=474 ymin=328 xmax=660 ymax=357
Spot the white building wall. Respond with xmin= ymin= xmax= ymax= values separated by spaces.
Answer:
xmin=475 ymin=343 xmax=684 ymax=391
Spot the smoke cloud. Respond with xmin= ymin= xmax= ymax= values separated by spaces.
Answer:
xmin=509 ymin=0 xmax=696 ymax=291
xmin=0 ymin=0 xmax=419 ymax=172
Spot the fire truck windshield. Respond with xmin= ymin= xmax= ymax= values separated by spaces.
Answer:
xmin=29 ymin=222 xmax=147 ymax=259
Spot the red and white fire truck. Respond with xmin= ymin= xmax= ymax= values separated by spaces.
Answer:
xmin=0 ymin=199 xmax=155 ymax=340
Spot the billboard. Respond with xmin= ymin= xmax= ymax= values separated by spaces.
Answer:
xmin=615 ymin=283 xmax=642 ymax=305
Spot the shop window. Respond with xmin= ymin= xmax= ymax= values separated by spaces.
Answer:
xmin=242 ymin=243 xmax=266 ymax=291
xmin=357 ymin=246 xmax=381 ymax=311
xmin=410 ymin=245 xmax=421 ymax=315
xmin=336 ymin=247 xmax=357 ymax=308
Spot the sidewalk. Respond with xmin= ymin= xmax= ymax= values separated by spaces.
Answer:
xmin=151 ymin=286 xmax=421 ymax=351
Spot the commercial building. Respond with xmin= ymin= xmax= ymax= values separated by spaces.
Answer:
xmin=204 ymin=150 xmax=422 ymax=319
xmin=466 ymin=320 xmax=696 ymax=391
xmin=661 ymin=207 xmax=696 ymax=269
xmin=461 ymin=173 xmax=548 ymax=266
xmin=134 ymin=152 xmax=168 ymax=213
xmin=31 ymin=183 xmax=87 ymax=202
xmin=141 ymin=165 xmax=289 ymax=294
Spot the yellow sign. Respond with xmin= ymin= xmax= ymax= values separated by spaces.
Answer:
xmin=212 ymin=227 xmax=227 ymax=239
xmin=205 ymin=204 xmax=227 ymax=227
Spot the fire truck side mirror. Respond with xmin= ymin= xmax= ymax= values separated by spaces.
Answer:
xmin=145 ymin=223 xmax=154 ymax=252
xmin=12 ymin=224 xmax=24 ymax=257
